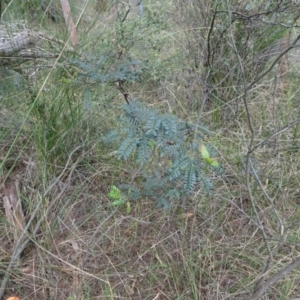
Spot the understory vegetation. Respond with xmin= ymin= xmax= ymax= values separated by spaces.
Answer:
xmin=1 ymin=0 xmax=300 ymax=299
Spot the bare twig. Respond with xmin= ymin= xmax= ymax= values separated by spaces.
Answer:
xmin=60 ymin=0 xmax=77 ymax=46
xmin=249 ymin=118 xmax=300 ymax=153
xmin=248 ymin=256 xmax=300 ymax=300
xmin=225 ymin=0 xmax=275 ymax=285
xmin=247 ymin=34 xmax=300 ymax=92
xmin=1 ymin=177 xmax=25 ymax=243
xmin=0 ymin=30 xmax=38 ymax=55
xmin=230 ymin=10 xmax=300 ymax=300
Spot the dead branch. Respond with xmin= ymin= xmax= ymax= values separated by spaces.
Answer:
xmin=60 ymin=0 xmax=77 ymax=46
xmin=0 ymin=23 xmax=74 ymax=65
xmin=0 ymin=177 xmax=25 ymax=243
xmin=0 ymin=30 xmax=38 ymax=56
xmin=249 ymin=256 xmax=300 ymax=300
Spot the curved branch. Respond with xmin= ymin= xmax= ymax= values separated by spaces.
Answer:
xmin=249 ymin=256 xmax=300 ymax=300
xmin=0 ymin=30 xmax=37 ymax=56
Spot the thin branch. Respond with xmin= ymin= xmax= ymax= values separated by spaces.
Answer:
xmin=117 ymin=81 xmax=130 ymax=104
xmin=226 ymin=0 xmax=275 ymax=285
xmin=60 ymin=0 xmax=77 ymax=46
xmin=247 ymin=34 xmax=300 ymax=91
xmin=232 ymin=9 xmax=300 ymax=300
xmin=249 ymin=118 xmax=300 ymax=153
xmin=249 ymin=256 xmax=300 ymax=300
xmin=0 ymin=30 xmax=38 ymax=55
xmin=204 ymin=4 xmax=218 ymax=68
xmin=121 ymin=8 xmax=131 ymax=23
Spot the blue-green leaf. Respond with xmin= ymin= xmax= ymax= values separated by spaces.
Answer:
xmin=117 ymin=137 xmax=139 ymax=160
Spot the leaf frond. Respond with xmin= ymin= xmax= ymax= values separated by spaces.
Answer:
xmin=117 ymin=137 xmax=139 ymax=160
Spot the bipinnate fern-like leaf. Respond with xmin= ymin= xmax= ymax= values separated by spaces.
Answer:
xmin=156 ymin=197 xmax=170 ymax=209
xmin=117 ymin=137 xmax=139 ymax=160
xmin=168 ymin=157 xmax=190 ymax=181
xmin=145 ymin=114 xmax=161 ymax=137
xmin=101 ymin=130 xmax=121 ymax=144
xmin=118 ymin=184 xmax=140 ymax=200
xmin=198 ymin=173 xmax=214 ymax=195
xmin=71 ymin=56 xmax=145 ymax=85
xmin=83 ymin=88 xmax=92 ymax=110
xmin=161 ymin=116 xmax=177 ymax=136
xmin=142 ymin=176 xmax=166 ymax=191
xmin=136 ymin=137 xmax=152 ymax=165
xmin=102 ymin=100 xmax=217 ymax=208
xmin=166 ymin=189 xmax=180 ymax=201
xmin=161 ymin=144 xmax=184 ymax=157
xmin=184 ymin=162 xmax=197 ymax=193
xmin=123 ymin=101 xmax=153 ymax=126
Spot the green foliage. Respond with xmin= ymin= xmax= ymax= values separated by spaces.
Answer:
xmin=103 ymin=101 xmax=219 ymax=209
xmin=199 ymin=144 xmax=219 ymax=167
xmin=69 ymin=0 xmax=172 ymax=105
xmin=2 ymin=0 xmax=54 ymax=22
xmin=71 ymin=55 xmax=146 ymax=85
xmin=108 ymin=185 xmax=131 ymax=213
xmin=108 ymin=185 xmax=125 ymax=207
xmin=32 ymin=84 xmax=83 ymax=173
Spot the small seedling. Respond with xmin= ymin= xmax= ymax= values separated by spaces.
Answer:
xmin=108 ymin=185 xmax=131 ymax=213
xmin=199 ymin=144 xmax=219 ymax=167
xmin=102 ymin=101 xmax=220 ymax=208
xmin=108 ymin=185 xmax=124 ymax=206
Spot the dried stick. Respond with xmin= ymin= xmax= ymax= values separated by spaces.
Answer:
xmin=0 ymin=30 xmax=38 ymax=55
xmin=249 ymin=256 xmax=300 ymax=300
xmin=225 ymin=0 xmax=274 ymax=286
xmin=249 ymin=118 xmax=300 ymax=153
xmin=60 ymin=0 xmax=77 ymax=46
xmin=232 ymin=14 xmax=300 ymax=300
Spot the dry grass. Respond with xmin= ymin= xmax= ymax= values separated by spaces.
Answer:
xmin=1 ymin=1 xmax=300 ymax=300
